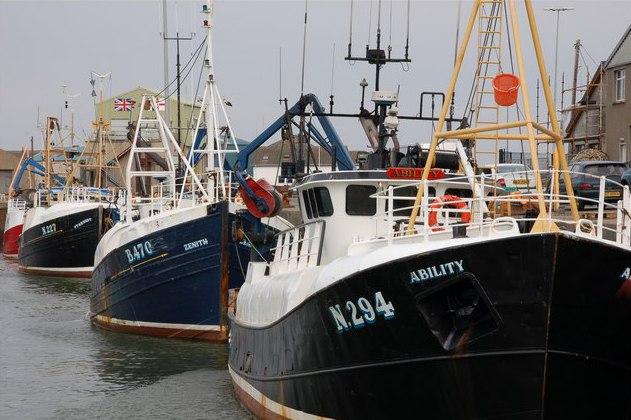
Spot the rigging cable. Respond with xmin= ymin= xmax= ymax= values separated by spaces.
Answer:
xmin=405 ymin=0 xmax=410 ymax=59
xmin=182 ymin=40 xmax=208 ymax=149
xmin=300 ymin=0 xmax=309 ymax=97
xmin=377 ymin=0 xmax=382 ymax=35
xmin=279 ymin=48 xmax=283 ymax=103
xmin=156 ymin=37 xmax=206 ymax=99
xmin=242 ymin=230 xmax=270 ymax=263
xmin=367 ymin=0 xmax=373 ymax=46
xmin=398 ymin=0 xmax=411 ymax=72
xmin=348 ymin=0 xmax=354 ymax=57
xmin=580 ymin=44 xmax=599 ymax=67
xmin=162 ymin=39 xmax=206 ymax=100
xmin=453 ymin=0 xmax=462 ymax=68
xmin=330 ymin=43 xmax=336 ymax=97
xmin=388 ymin=0 xmax=393 ymax=54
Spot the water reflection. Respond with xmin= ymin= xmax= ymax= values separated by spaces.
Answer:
xmin=20 ymin=274 xmax=91 ymax=296
xmin=0 ymin=257 xmax=244 ymax=419
xmin=92 ymin=329 xmax=229 ymax=390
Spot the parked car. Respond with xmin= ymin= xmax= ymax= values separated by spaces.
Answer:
xmin=554 ymin=160 xmax=626 ymax=210
xmin=620 ymin=165 xmax=631 ymax=186
xmin=477 ymin=163 xmax=536 ymax=193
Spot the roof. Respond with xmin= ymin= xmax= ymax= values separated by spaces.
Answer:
xmin=100 ymin=86 xmax=198 ymax=108
xmin=249 ymin=139 xmax=359 ymax=168
xmin=606 ymin=23 xmax=631 ymax=68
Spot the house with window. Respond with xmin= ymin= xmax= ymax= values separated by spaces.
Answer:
xmin=563 ymin=63 xmax=605 ymax=154
xmin=604 ymin=24 xmax=631 ymax=161
xmin=249 ymin=140 xmax=360 ymax=185
xmin=564 ymin=25 xmax=631 ymax=161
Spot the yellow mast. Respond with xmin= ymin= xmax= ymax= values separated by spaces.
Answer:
xmin=406 ymin=0 xmax=578 ymax=234
xmin=70 ymin=73 xmax=123 ymax=190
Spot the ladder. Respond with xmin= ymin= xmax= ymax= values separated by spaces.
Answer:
xmin=124 ymin=96 xmax=179 ymax=221
xmin=474 ymin=0 xmax=504 ymax=167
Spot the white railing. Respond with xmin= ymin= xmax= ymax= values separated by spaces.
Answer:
xmin=269 ymin=220 xmax=325 ymax=275
xmin=369 ymin=170 xmax=631 ymax=247
xmin=34 ymin=186 xmax=116 ymax=207
xmin=8 ymin=198 xmax=28 ymax=211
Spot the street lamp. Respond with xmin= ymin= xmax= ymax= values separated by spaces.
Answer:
xmin=544 ymin=7 xmax=574 ymax=108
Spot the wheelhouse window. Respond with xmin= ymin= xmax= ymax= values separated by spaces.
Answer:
xmin=302 ymin=187 xmax=333 ymax=219
xmin=615 ymin=68 xmax=626 ymax=102
xmin=346 ymin=185 xmax=377 ymax=216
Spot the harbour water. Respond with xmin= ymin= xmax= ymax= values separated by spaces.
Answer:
xmin=0 ymin=257 xmax=250 ymax=420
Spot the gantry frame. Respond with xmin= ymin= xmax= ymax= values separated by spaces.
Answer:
xmin=407 ymin=0 xmax=579 ymax=233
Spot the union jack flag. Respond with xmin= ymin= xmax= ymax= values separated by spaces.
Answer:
xmin=114 ymin=98 xmax=136 ymax=112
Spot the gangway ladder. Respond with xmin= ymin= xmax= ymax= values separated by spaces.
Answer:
xmin=474 ymin=0 xmax=505 ymax=168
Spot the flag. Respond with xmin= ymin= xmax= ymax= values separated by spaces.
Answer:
xmin=157 ymin=97 xmax=166 ymax=111
xmin=114 ymin=98 xmax=136 ymax=112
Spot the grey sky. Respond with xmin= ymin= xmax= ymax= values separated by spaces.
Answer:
xmin=1 ymin=0 xmax=630 ymax=153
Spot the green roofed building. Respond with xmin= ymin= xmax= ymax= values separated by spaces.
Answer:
xmin=94 ymin=86 xmax=204 ymax=149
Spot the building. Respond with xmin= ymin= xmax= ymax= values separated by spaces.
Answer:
xmin=604 ymin=24 xmax=631 ymax=162
xmin=563 ymin=63 xmax=605 ymax=154
xmin=95 ymin=86 xmax=203 ymax=146
xmin=563 ymin=25 xmax=631 ymax=162
xmin=0 ymin=149 xmax=25 ymax=195
xmin=249 ymin=139 xmax=360 ymax=185
xmin=87 ymin=86 xmax=205 ymax=192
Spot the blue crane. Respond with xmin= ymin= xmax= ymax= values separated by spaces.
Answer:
xmin=233 ymin=93 xmax=354 ymax=173
xmin=186 ymin=93 xmax=354 ymax=218
xmin=230 ymin=93 xmax=355 ymax=218
xmin=12 ymin=157 xmax=66 ymax=192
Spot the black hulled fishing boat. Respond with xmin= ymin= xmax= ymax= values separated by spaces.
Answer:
xmin=228 ymin=1 xmax=631 ymax=418
xmin=18 ymin=114 xmax=120 ymax=277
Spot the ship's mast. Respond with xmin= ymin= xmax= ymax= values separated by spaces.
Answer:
xmin=406 ymin=0 xmax=579 ymax=234
xmin=203 ymin=0 xmax=216 ymax=200
xmin=186 ymin=0 xmax=239 ymax=202
xmin=345 ymin=0 xmax=411 ymax=169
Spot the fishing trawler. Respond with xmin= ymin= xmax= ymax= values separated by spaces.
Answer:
xmin=3 ymin=198 xmax=26 ymax=259
xmin=18 ymin=89 xmax=122 ymax=277
xmin=3 ymin=148 xmax=35 ymax=258
xmin=89 ymin=1 xmax=292 ymax=342
xmin=228 ymin=1 xmax=631 ymax=418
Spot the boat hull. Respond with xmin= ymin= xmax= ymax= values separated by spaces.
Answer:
xmin=2 ymin=224 xmax=22 ymax=259
xmin=18 ymin=206 xmax=102 ymax=278
xmin=2 ymin=201 xmax=26 ymax=258
xmin=91 ymin=201 xmax=267 ymax=342
xmin=229 ymin=233 xmax=631 ymax=419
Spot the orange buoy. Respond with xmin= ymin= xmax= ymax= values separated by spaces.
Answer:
xmin=492 ymin=73 xmax=520 ymax=106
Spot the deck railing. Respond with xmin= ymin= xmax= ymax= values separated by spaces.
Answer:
xmin=8 ymin=198 xmax=28 ymax=211
xmin=370 ymin=170 xmax=631 ymax=247
xmin=269 ymin=220 xmax=325 ymax=276
xmin=34 ymin=186 xmax=116 ymax=207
